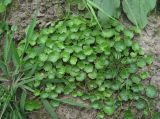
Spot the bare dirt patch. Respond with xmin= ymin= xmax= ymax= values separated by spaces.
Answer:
xmin=6 ymin=0 xmax=64 ymax=40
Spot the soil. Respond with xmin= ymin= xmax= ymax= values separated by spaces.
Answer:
xmin=2 ymin=0 xmax=160 ymax=119
xmin=6 ymin=0 xmax=65 ymax=40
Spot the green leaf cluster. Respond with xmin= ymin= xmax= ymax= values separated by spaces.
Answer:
xmin=18 ymin=16 xmax=156 ymax=118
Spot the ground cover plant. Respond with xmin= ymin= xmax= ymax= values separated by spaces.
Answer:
xmin=17 ymin=16 xmax=158 ymax=118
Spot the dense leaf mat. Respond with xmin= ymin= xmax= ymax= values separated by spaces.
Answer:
xmin=18 ymin=16 xmax=156 ymax=118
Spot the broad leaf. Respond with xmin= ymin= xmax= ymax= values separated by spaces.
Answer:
xmin=93 ymin=0 xmax=120 ymax=22
xmin=135 ymin=100 xmax=146 ymax=110
xmin=3 ymin=0 xmax=12 ymax=5
xmin=122 ymin=0 xmax=157 ymax=28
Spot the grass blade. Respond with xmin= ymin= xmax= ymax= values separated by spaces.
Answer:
xmin=11 ymin=40 xmax=20 ymax=70
xmin=54 ymin=98 xmax=91 ymax=109
xmin=0 ymin=60 xmax=8 ymax=75
xmin=3 ymin=32 xmax=12 ymax=63
xmin=15 ymin=104 xmax=23 ymax=119
xmin=21 ymin=18 xmax=37 ymax=59
xmin=42 ymin=100 xmax=58 ymax=119
xmin=0 ymin=101 xmax=9 ymax=119
xmin=25 ymin=63 xmax=38 ymax=78
xmin=86 ymin=1 xmax=102 ymax=30
xmin=17 ymin=78 xmax=35 ymax=87
xmin=20 ymin=90 xmax=27 ymax=114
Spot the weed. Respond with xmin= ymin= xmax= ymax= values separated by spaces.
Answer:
xmin=0 ymin=20 xmax=38 ymax=119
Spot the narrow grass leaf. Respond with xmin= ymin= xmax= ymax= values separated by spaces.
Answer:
xmin=54 ymin=98 xmax=91 ymax=108
xmin=86 ymin=1 xmax=102 ymax=30
xmin=25 ymin=63 xmax=38 ymax=78
xmin=42 ymin=100 xmax=58 ymax=119
xmin=0 ymin=60 xmax=8 ymax=76
xmin=22 ymin=18 xmax=37 ymax=58
xmin=20 ymin=90 xmax=27 ymax=114
xmin=11 ymin=40 xmax=20 ymax=69
xmin=3 ymin=32 xmax=12 ymax=63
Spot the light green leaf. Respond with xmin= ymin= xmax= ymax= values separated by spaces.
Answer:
xmin=70 ymin=56 xmax=77 ymax=65
xmin=84 ymin=64 xmax=93 ymax=73
xmin=132 ymin=42 xmax=140 ymax=51
xmin=146 ymin=85 xmax=157 ymax=98
xmin=137 ymin=59 xmax=146 ymax=68
xmin=88 ymin=70 xmax=97 ymax=79
xmin=48 ymin=52 xmax=60 ymax=63
xmin=135 ymin=100 xmax=146 ymax=110
xmin=76 ymin=71 xmax=86 ymax=81
xmin=0 ymin=4 xmax=6 ymax=13
xmin=131 ymin=75 xmax=141 ymax=84
xmin=61 ymin=51 xmax=70 ymax=62
xmin=114 ymin=41 xmax=126 ymax=52
xmin=102 ymin=29 xmax=115 ymax=38
xmin=25 ymin=100 xmax=42 ymax=111
xmin=97 ymin=111 xmax=105 ymax=119
xmin=39 ymin=53 xmax=48 ymax=62
xmin=3 ymin=0 xmax=12 ymax=6
xmin=124 ymin=30 xmax=134 ymax=39
xmin=145 ymin=55 xmax=153 ymax=65
xmin=103 ymin=105 xmax=115 ymax=116
xmin=139 ymin=71 xmax=150 ymax=80
xmin=120 ymin=90 xmax=129 ymax=101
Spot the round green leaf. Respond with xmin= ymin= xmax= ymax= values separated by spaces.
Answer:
xmin=70 ymin=56 xmax=78 ymax=65
xmin=132 ymin=42 xmax=140 ymax=51
xmin=114 ymin=41 xmax=126 ymax=52
xmin=48 ymin=52 xmax=60 ymax=63
xmin=103 ymin=105 xmax=115 ymax=116
xmin=135 ymin=100 xmax=146 ymax=110
xmin=146 ymin=85 xmax=157 ymax=98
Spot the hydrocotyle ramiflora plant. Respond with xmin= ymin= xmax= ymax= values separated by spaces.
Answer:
xmin=17 ymin=16 xmax=157 ymax=118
